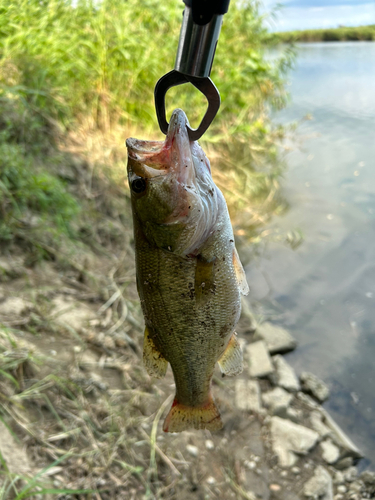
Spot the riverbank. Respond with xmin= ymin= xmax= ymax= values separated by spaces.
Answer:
xmin=275 ymin=25 xmax=375 ymax=43
xmin=0 ymin=98 xmax=373 ymax=496
xmin=1 ymin=243 xmax=374 ymax=498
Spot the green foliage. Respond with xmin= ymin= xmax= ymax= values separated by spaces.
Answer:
xmin=0 ymin=143 xmax=79 ymax=232
xmin=0 ymin=96 xmax=79 ymax=245
xmin=0 ymin=0 xmax=290 ymax=134
xmin=0 ymin=0 xmax=292 ymax=253
xmin=275 ymin=25 xmax=375 ymax=43
xmin=0 ymin=147 xmax=76 ymax=215
xmin=0 ymin=453 xmax=91 ymax=499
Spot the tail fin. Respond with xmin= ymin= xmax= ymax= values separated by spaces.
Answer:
xmin=163 ymin=395 xmax=223 ymax=433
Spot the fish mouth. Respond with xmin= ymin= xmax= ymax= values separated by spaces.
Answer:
xmin=126 ymin=109 xmax=195 ymax=185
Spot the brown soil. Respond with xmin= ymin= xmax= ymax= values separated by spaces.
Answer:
xmin=0 ymin=146 xmax=372 ymax=500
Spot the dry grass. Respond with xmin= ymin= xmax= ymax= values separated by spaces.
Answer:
xmin=0 ymin=125 xmax=267 ymax=498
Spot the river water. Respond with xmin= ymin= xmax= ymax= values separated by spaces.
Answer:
xmin=246 ymin=42 xmax=375 ymax=469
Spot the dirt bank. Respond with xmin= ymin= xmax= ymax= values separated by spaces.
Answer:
xmin=0 ymin=237 xmax=374 ymax=499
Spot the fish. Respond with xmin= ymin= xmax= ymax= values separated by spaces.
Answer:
xmin=126 ymin=109 xmax=249 ymax=432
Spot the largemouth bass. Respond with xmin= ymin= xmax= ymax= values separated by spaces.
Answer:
xmin=126 ymin=109 xmax=249 ymax=432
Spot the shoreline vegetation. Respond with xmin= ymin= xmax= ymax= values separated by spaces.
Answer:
xmin=3 ymin=0 xmax=373 ymax=498
xmin=0 ymin=0 xmax=299 ymax=496
xmin=0 ymin=0 xmax=293 ymax=250
xmin=275 ymin=24 xmax=375 ymax=43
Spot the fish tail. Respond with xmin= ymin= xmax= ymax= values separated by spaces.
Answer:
xmin=163 ymin=394 xmax=223 ymax=433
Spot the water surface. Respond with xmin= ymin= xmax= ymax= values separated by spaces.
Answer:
xmin=246 ymin=42 xmax=375 ymax=468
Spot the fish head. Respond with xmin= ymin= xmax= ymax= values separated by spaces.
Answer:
xmin=126 ymin=109 xmax=221 ymax=256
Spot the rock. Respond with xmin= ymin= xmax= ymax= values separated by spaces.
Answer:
xmin=0 ymin=258 xmax=25 ymax=281
xmin=335 ymin=457 xmax=353 ymax=470
xmin=205 ymin=440 xmax=214 ymax=450
xmin=52 ymin=296 xmax=96 ymax=331
xmin=273 ymin=355 xmax=300 ymax=392
xmin=300 ymin=372 xmax=330 ymax=403
xmin=0 ymin=421 xmax=32 ymax=475
xmin=348 ymin=481 xmax=363 ymax=493
xmin=343 ymin=466 xmax=358 ymax=483
xmin=235 ymin=379 xmax=262 ymax=412
xmin=360 ymin=471 xmax=375 ymax=486
xmin=320 ymin=439 xmax=340 ymax=464
xmin=286 ymin=407 xmax=303 ymax=423
xmin=333 ymin=472 xmax=345 ymax=485
xmin=303 ymin=465 xmax=333 ymax=500
xmin=254 ymin=322 xmax=297 ymax=354
xmin=270 ymin=484 xmax=281 ymax=492
xmin=262 ymin=387 xmax=293 ymax=417
xmin=240 ymin=297 xmax=257 ymax=333
xmin=0 ymin=297 xmax=33 ymax=316
xmin=298 ymin=392 xmax=320 ymax=410
xmin=310 ymin=411 xmax=331 ymax=438
xmin=270 ymin=416 xmax=319 ymax=467
xmin=319 ymin=409 xmax=363 ymax=459
xmin=245 ymin=460 xmax=257 ymax=470
xmin=336 ymin=485 xmax=347 ymax=494
xmin=246 ymin=341 xmax=274 ymax=378
xmin=292 ymin=466 xmax=301 ymax=475
xmin=186 ymin=444 xmax=199 ymax=457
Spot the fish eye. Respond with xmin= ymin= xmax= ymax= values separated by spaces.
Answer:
xmin=131 ymin=177 xmax=147 ymax=194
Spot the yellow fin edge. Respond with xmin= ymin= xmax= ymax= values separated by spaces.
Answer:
xmin=163 ymin=395 xmax=223 ymax=433
xmin=233 ymin=247 xmax=250 ymax=296
xmin=217 ymin=333 xmax=243 ymax=376
xmin=143 ymin=326 xmax=168 ymax=378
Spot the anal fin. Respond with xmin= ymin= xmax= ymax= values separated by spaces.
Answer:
xmin=143 ymin=326 xmax=168 ymax=378
xmin=163 ymin=394 xmax=222 ymax=433
xmin=218 ymin=333 xmax=243 ymax=376
xmin=233 ymin=247 xmax=249 ymax=296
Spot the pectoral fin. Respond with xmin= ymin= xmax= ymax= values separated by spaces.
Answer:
xmin=233 ymin=247 xmax=249 ymax=296
xmin=195 ymin=256 xmax=216 ymax=306
xmin=143 ymin=326 xmax=168 ymax=378
xmin=218 ymin=333 xmax=243 ymax=376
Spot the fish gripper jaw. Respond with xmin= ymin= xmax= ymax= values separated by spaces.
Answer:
xmin=154 ymin=70 xmax=221 ymax=142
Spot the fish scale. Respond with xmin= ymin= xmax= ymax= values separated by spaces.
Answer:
xmin=136 ymin=212 xmax=240 ymax=407
xmin=127 ymin=109 xmax=249 ymax=432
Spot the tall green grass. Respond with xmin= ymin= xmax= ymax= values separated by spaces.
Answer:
xmin=0 ymin=0 xmax=292 ymax=251
xmin=0 ymin=0 xmax=290 ymax=134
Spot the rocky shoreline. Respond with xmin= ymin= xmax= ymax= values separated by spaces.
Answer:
xmin=236 ymin=307 xmax=375 ymax=500
xmin=0 ymin=256 xmax=374 ymax=499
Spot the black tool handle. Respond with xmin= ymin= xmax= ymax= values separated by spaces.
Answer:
xmin=184 ymin=0 xmax=231 ymax=25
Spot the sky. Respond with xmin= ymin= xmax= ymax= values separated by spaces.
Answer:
xmin=262 ymin=0 xmax=375 ymax=31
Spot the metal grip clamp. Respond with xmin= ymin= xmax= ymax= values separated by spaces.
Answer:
xmin=154 ymin=0 xmax=230 ymax=141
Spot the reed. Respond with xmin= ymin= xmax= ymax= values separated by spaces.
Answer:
xmin=275 ymin=25 xmax=375 ymax=43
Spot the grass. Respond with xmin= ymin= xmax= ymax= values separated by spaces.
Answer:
xmin=0 ymin=282 xmax=260 ymax=499
xmin=0 ymin=0 xmax=291 ymax=133
xmin=275 ymin=25 xmax=375 ymax=43
xmin=0 ymin=0 xmax=296 ymax=497
xmin=0 ymin=0 xmax=294 ymax=258
xmin=0 ymin=454 xmax=91 ymax=499
xmin=0 ymin=324 xmax=154 ymax=498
